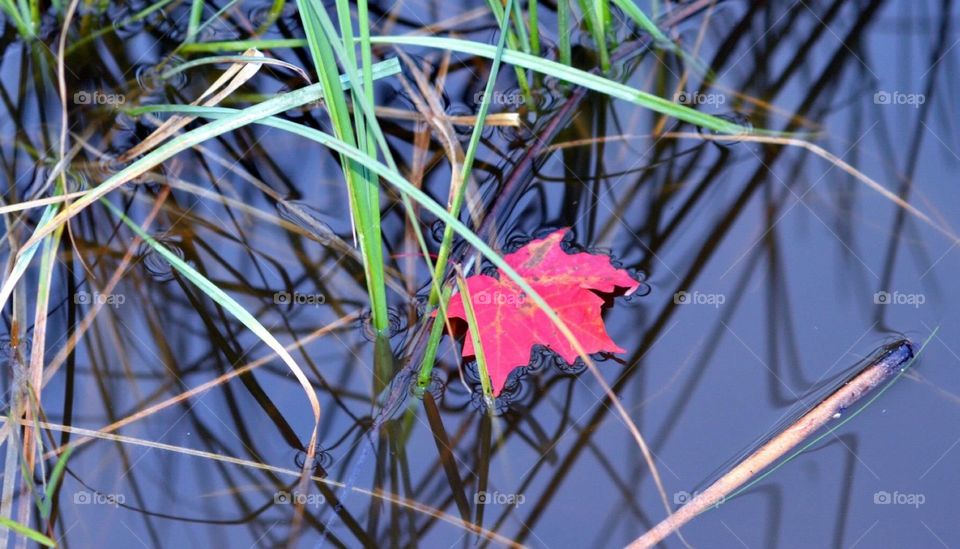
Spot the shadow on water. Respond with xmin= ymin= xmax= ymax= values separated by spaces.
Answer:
xmin=0 ymin=0 xmax=958 ymax=547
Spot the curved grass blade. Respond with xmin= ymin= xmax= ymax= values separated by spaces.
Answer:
xmin=369 ymin=36 xmax=751 ymax=134
xmin=160 ymin=55 xmax=400 ymax=89
xmin=17 ymin=82 xmax=328 ymax=253
xmin=161 ymin=55 xmax=311 ymax=83
xmin=99 ymin=199 xmax=321 ymax=472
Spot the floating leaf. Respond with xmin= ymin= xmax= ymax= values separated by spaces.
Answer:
xmin=445 ymin=229 xmax=639 ymax=395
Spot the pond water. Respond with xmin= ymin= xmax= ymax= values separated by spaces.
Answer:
xmin=1 ymin=0 xmax=958 ymax=547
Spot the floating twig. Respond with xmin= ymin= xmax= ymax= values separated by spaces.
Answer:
xmin=629 ymin=337 xmax=927 ymax=548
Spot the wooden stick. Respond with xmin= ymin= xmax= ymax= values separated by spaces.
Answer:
xmin=628 ymin=340 xmax=916 ymax=548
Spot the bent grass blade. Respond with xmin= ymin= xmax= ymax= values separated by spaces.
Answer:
xmin=368 ymin=36 xmax=752 ymax=134
xmin=99 ymin=200 xmax=321 ymax=479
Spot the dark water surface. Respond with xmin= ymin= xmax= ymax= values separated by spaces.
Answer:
xmin=1 ymin=0 xmax=958 ymax=547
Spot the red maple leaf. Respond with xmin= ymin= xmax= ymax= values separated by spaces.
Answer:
xmin=444 ymin=229 xmax=639 ymax=395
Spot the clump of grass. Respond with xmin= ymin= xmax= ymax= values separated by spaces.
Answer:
xmin=0 ymin=0 xmax=39 ymax=39
xmin=0 ymin=1 xmax=783 ymax=545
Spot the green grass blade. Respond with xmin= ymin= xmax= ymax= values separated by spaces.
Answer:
xmin=0 ymin=516 xmax=55 ymax=547
xmin=578 ymin=0 xmax=610 ymax=70
xmin=419 ymin=0 xmax=514 ymax=387
xmin=609 ymin=0 xmax=714 ymax=79
xmin=100 ymin=199 xmax=321 ymax=426
xmin=454 ymin=269 xmax=493 ymax=403
xmin=298 ymin=0 xmax=441 ymax=342
xmin=558 ymin=0 xmax=571 ymax=65
xmin=0 ymin=0 xmax=33 ymax=38
xmin=352 ymin=0 xmax=390 ymax=342
xmin=483 ymin=0 xmax=532 ymax=98
xmin=508 ymin=1 xmax=532 ymax=55
xmin=369 ymin=35 xmax=751 ymax=134
xmin=253 ymin=0 xmax=287 ymax=34
xmin=428 ymin=0 xmax=514 ymax=308
xmin=39 ymin=447 xmax=73 ymax=520
xmin=609 ymin=0 xmax=666 ymax=43
xmin=528 ymin=0 xmax=540 ymax=54
xmin=192 ymin=0 xmax=241 ymax=42
xmin=298 ymin=0 xmax=390 ymax=334
xmin=185 ymin=0 xmax=204 ymax=43
xmin=161 ymin=56 xmax=398 ymax=91
xmin=417 ymin=285 xmax=453 ymax=390
xmin=179 ymin=38 xmax=308 ymax=53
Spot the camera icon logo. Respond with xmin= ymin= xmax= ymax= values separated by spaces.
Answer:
xmin=73 ymin=91 xmax=91 ymax=105
xmin=873 ymin=291 xmax=890 ymax=304
xmin=873 ymin=91 xmax=891 ymax=105
xmin=273 ymin=291 xmax=291 ymax=305
xmin=274 ymin=491 xmax=291 ymax=504
xmin=874 ymin=491 xmax=891 ymax=504
xmin=73 ymin=491 xmax=90 ymax=504
xmin=673 ymin=291 xmax=690 ymax=305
